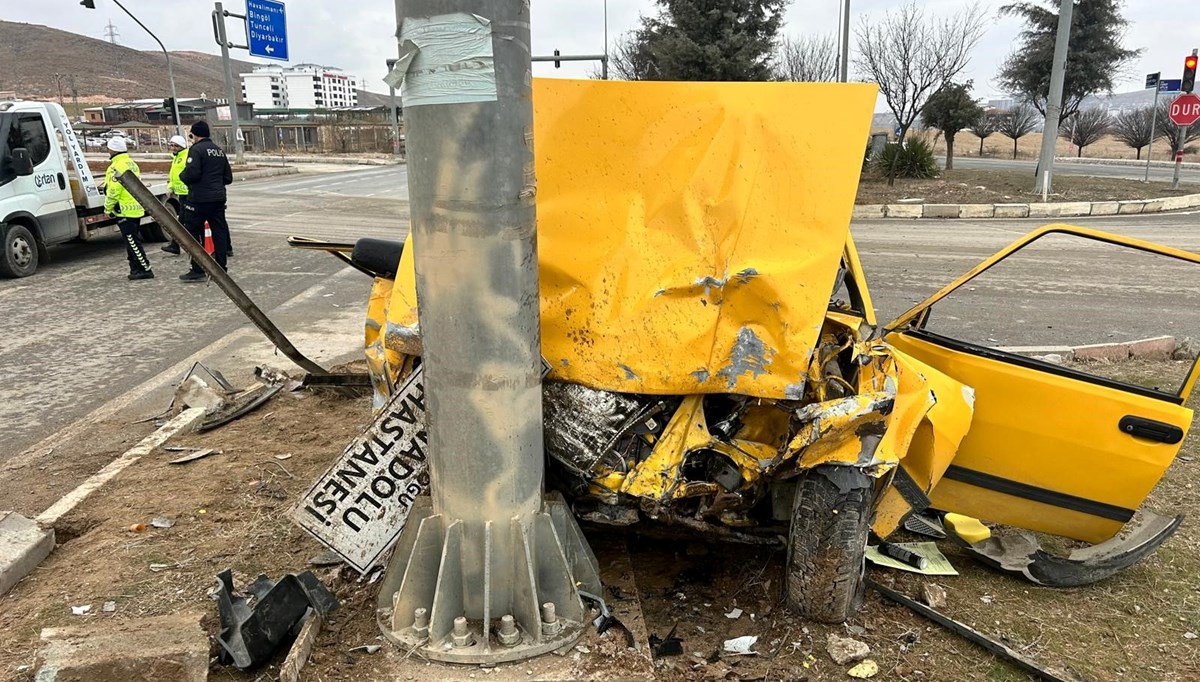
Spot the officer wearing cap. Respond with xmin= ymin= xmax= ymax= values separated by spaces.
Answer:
xmin=160 ymin=134 xmax=189 ymax=255
xmin=178 ymin=120 xmax=233 ymax=282
xmin=104 ymin=137 xmax=154 ymax=280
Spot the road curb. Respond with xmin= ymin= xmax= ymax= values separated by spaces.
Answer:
xmin=854 ymin=193 xmax=1200 ymax=220
xmin=234 ymin=166 xmax=300 ymax=182
xmin=999 ymin=336 xmax=1185 ymax=363
xmin=0 ymin=511 xmax=55 ymax=597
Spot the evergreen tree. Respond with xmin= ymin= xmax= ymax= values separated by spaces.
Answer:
xmin=998 ymin=0 xmax=1140 ymax=123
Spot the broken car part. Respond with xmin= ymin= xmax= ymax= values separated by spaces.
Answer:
xmin=196 ymin=383 xmax=283 ymax=433
xmin=213 ymin=569 xmax=338 ymax=669
xmin=961 ymin=510 xmax=1183 ymax=587
xmin=114 ymin=172 xmax=330 ymax=377
xmin=867 ymin=579 xmax=1083 ymax=682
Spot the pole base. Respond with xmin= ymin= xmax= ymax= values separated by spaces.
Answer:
xmin=376 ymin=493 xmax=601 ymax=664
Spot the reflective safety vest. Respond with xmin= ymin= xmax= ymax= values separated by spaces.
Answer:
xmin=104 ymin=153 xmax=145 ymax=219
xmin=169 ymin=148 xmax=189 ymax=196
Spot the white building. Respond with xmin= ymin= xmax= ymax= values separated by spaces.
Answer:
xmin=240 ymin=64 xmax=360 ymax=110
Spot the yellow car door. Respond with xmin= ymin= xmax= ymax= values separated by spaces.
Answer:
xmin=883 ymin=225 xmax=1200 ymax=544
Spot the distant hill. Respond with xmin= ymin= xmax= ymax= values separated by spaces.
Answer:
xmin=0 ymin=20 xmax=386 ymax=107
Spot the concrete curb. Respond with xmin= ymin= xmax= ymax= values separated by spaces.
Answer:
xmin=0 ymin=511 xmax=54 ymax=597
xmin=854 ymin=193 xmax=1200 ymax=220
xmin=234 ymin=166 xmax=300 ymax=182
xmin=998 ymin=336 xmax=1183 ymax=363
xmin=1056 ymin=157 xmax=1200 ymax=170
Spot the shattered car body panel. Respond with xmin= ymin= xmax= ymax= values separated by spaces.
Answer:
xmin=358 ymin=79 xmax=1198 ymax=585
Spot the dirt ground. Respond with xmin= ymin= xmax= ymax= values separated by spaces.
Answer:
xmin=880 ymin=131 xmax=1188 ymax=164
xmin=1 ymin=360 xmax=1198 ymax=681
xmin=855 ymin=169 xmax=1194 ymax=206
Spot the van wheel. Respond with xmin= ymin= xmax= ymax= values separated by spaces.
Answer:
xmin=0 ymin=223 xmax=39 ymax=278
xmin=140 ymin=222 xmax=167 ymax=243
xmin=785 ymin=465 xmax=874 ymax=623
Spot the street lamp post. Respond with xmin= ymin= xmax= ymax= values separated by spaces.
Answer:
xmin=81 ymin=0 xmax=183 ymax=135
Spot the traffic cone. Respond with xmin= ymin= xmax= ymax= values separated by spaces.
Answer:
xmin=203 ymin=221 xmax=215 ymax=255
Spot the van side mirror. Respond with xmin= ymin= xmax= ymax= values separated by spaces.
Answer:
xmin=11 ymin=148 xmax=34 ymax=176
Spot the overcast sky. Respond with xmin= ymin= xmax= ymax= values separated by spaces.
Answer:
xmin=6 ymin=0 xmax=1196 ymax=106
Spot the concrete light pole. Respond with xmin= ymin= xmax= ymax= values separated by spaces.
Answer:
xmin=1034 ymin=0 xmax=1074 ymax=196
xmin=378 ymin=0 xmax=600 ymax=665
xmin=838 ymin=0 xmax=851 ymax=83
xmin=81 ymin=0 xmax=183 ymax=136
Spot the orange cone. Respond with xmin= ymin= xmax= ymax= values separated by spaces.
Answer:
xmin=203 ymin=221 xmax=215 ymax=255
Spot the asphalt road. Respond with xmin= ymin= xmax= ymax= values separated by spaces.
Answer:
xmin=951 ymin=156 xmax=1200 ymax=184
xmin=3 ymin=163 xmax=1199 ymax=462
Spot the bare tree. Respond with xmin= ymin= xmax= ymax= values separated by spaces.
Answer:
xmin=968 ymin=110 xmax=998 ymax=155
xmin=1059 ymin=108 xmax=1111 ymax=158
xmin=1155 ymin=101 xmax=1200 ymax=156
xmin=995 ymin=104 xmax=1040 ymax=160
xmin=774 ymin=34 xmax=838 ymax=82
xmin=1110 ymin=106 xmax=1155 ymax=159
xmin=854 ymin=1 xmax=987 ymax=143
xmin=604 ymin=31 xmax=658 ymax=81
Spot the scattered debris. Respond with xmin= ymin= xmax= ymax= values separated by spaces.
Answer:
xmin=308 ymin=550 xmax=343 ymax=567
xmin=348 ymin=644 xmax=382 ymax=654
xmin=101 ymin=601 xmax=116 ymax=613
xmin=213 ymin=568 xmax=339 ymax=669
xmin=724 ymin=607 xmax=743 ymax=619
xmin=723 ymin=635 xmax=758 ymax=655
xmin=149 ymin=563 xmax=180 ymax=572
xmin=128 ymin=523 xmax=146 ymax=533
xmin=1185 ymin=632 xmax=1198 ymax=640
xmin=1033 ymin=353 xmax=1065 ymax=365
xmin=903 ymin=512 xmax=947 ymax=539
xmin=70 ymin=605 xmax=90 ymax=616
xmin=580 ymin=589 xmax=635 ymax=648
xmin=173 ymin=375 xmax=228 ymax=413
xmin=826 ymin=633 xmax=870 ymax=665
xmin=980 ymin=595 xmax=994 ymax=604
xmin=865 ymin=541 xmax=957 ymax=575
xmin=650 ymin=624 xmax=684 ymax=657
xmin=280 ymin=610 xmax=323 ymax=682
xmin=169 ymin=448 xmax=221 ymax=465
xmin=150 ymin=516 xmax=174 ymax=529
xmin=275 ymin=453 xmax=293 ymax=461
xmin=256 ymin=364 xmax=305 ymax=392
xmin=868 ymin=578 xmax=1083 ymax=682
xmin=920 ymin=583 xmax=948 ymax=609
xmin=847 ymin=659 xmax=879 ymax=679
xmin=197 ymin=383 xmax=284 ymax=433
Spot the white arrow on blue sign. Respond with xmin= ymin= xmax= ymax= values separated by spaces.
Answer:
xmin=246 ymin=0 xmax=288 ymax=61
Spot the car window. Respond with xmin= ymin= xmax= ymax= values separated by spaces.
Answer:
xmin=910 ymin=231 xmax=1200 ymax=397
xmin=17 ymin=114 xmax=51 ymax=167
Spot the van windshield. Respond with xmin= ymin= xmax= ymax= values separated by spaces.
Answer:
xmin=0 ymin=113 xmax=17 ymax=187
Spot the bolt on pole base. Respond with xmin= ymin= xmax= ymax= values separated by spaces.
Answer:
xmin=376 ymin=494 xmax=601 ymax=664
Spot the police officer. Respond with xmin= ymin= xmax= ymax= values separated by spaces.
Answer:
xmin=160 ymin=134 xmax=189 ymax=255
xmin=104 ymin=137 xmax=153 ymax=280
xmin=178 ymin=120 xmax=233 ymax=282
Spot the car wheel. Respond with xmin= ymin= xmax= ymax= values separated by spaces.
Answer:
xmin=0 ymin=223 xmax=39 ymax=278
xmin=140 ymin=222 xmax=167 ymax=243
xmin=785 ymin=465 xmax=874 ymax=623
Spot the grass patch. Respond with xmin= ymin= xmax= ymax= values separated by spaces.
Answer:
xmin=856 ymin=168 xmax=1193 ymax=205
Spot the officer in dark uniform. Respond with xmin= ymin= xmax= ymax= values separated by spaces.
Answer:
xmin=178 ymin=120 xmax=233 ymax=282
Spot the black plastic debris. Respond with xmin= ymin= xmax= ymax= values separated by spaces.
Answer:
xmin=580 ymin=589 xmax=635 ymax=648
xmin=214 ymin=568 xmax=339 ymax=669
xmin=649 ymin=624 xmax=684 ymax=657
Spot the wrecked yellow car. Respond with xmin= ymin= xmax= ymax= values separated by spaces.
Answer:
xmin=321 ymin=79 xmax=1200 ymax=623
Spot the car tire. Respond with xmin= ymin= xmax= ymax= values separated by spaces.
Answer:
xmin=785 ymin=465 xmax=874 ymax=623
xmin=0 ymin=223 xmax=39 ymax=278
xmin=141 ymin=222 xmax=167 ymax=243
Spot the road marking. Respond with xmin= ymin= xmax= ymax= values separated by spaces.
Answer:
xmin=35 ymin=407 xmax=206 ymax=527
xmin=2 ymin=267 xmax=358 ymax=473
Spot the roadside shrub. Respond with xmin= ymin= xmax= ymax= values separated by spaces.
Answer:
xmin=872 ymin=136 xmax=940 ymax=179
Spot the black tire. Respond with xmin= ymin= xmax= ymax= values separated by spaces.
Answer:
xmin=140 ymin=221 xmax=167 ymax=243
xmin=785 ymin=465 xmax=875 ymax=623
xmin=0 ymin=223 xmax=39 ymax=278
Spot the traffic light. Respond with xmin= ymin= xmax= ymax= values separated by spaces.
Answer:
xmin=1184 ymin=54 xmax=1198 ymax=93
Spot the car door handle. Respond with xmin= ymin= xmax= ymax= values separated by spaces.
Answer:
xmin=57 ymin=173 xmax=66 ymax=190
xmin=1119 ymin=416 xmax=1184 ymax=444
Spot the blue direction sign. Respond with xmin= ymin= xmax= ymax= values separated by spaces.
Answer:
xmin=1160 ymin=79 xmax=1183 ymax=94
xmin=246 ymin=0 xmax=288 ymax=61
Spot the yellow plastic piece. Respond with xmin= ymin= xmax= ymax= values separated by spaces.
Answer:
xmin=944 ymin=513 xmax=992 ymax=545
xmin=386 ymin=78 xmax=878 ymax=399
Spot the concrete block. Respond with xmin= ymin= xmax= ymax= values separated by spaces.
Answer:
xmin=0 ymin=511 xmax=55 ymax=596
xmin=36 ymin=613 xmax=209 ymax=682
xmin=1159 ymin=195 xmax=1198 ymax=211
xmin=1090 ymin=201 xmax=1120 ymax=216
xmin=852 ymin=205 xmax=885 ymax=219
xmin=993 ymin=203 xmax=1029 ymax=218
xmin=1027 ymin=203 xmax=1053 ymax=218
xmin=885 ymin=204 xmax=923 ymax=219
xmin=1117 ymin=201 xmax=1145 ymax=215
xmin=1073 ymin=342 xmax=1129 ymax=362
xmin=1126 ymin=336 xmax=1177 ymax=360
xmin=1044 ymin=201 xmax=1095 ymax=217
xmin=922 ymin=204 xmax=962 ymax=219
xmin=1142 ymin=199 xmax=1166 ymax=213
xmin=959 ymin=204 xmax=996 ymax=218
xmin=997 ymin=345 xmax=1075 ymax=357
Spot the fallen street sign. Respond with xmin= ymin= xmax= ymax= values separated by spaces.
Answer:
xmin=292 ymin=367 xmax=428 ymax=573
